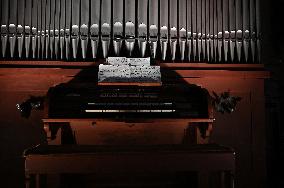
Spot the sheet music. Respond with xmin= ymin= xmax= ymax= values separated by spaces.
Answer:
xmin=127 ymin=58 xmax=151 ymax=66
xmin=99 ymin=58 xmax=161 ymax=83
xmin=129 ymin=65 xmax=161 ymax=82
xmin=106 ymin=57 xmax=127 ymax=65
xmin=106 ymin=57 xmax=150 ymax=66
xmin=98 ymin=65 xmax=130 ymax=82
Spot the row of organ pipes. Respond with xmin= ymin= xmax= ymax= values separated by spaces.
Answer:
xmin=0 ymin=0 xmax=260 ymax=63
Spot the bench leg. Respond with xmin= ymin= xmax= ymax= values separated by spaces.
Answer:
xmin=26 ymin=174 xmax=47 ymax=188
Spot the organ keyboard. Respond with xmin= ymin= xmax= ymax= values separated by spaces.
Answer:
xmin=0 ymin=0 xmax=260 ymax=63
xmin=47 ymin=84 xmax=209 ymax=119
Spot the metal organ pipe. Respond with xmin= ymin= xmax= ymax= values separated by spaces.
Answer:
xmin=149 ymin=0 xmax=158 ymax=59
xmin=170 ymin=0 xmax=177 ymax=61
xmin=113 ymin=0 xmax=123 ymax=56
xmin=54 ymin=0 xmax=60 ymax=59
xmin=179 ymin=0 xmax=187 ymax=61
xmin=45 ymin=0 xmax=50 ymax=59
xmin=0 ymin=0 xmax=260 ymax=63
xmin=59 ymin=0 xmax=65 ymax=59
xmin=11 ymin=0 xmax=18 ymax=59
xmin=64 ymin=0 xmax=71 ymax=60
xmin=31 ymin=0 xmax=38 ymax=59
xmin=125 ymin=0 xmax=135 ymax=57
xmin=138 ymin=0 xmax=148 ymax=57
xmin=100 ymin=0 xmax=111 ymax=58
xmin=160 ymin=0 xmax=169 ymax=61
xmin=1 ymin=0 xmax=9 ymax=58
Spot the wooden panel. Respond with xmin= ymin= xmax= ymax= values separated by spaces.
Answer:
xmin=0 ymin=61 xmax=266 ymax=70
xmin=43 ymin=118 xmax=214 ymax=123
xmin=98 ymin=82 xmax=162 ymax=86
xmin=174 ymin=70 xmax=270 ymax=79
xmin=25 ymin=148 xmax=235 ymax=174
xmin=43 ymin=118 xmax=214 ymax=145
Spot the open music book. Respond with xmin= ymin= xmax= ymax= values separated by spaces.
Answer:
xmin=98 ymin=57 xmax=161 ymax=84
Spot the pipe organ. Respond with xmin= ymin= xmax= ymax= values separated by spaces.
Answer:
xmin=0 ymin=0 xmax=260 ymax=63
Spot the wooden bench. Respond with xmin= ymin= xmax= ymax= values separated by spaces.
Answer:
xmin=24 ymin=144 xmax=235 ymax=188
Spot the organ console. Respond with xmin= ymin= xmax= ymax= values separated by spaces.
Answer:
xmin=21 ymin=57 xmax=237 ymax=187
xmin=0 ymin=0 xmax=259 ymax=186
xmin=0 ymin=0 xmax=260 ymax=63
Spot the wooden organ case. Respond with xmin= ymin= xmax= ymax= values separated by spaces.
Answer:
xmin=23 ymin=58 xmax=235 ymax=188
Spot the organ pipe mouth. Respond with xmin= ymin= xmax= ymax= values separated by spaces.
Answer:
xmin=60 ymin=29 xmax=65 ymax=36
xmin=65 ymin=29 xmax=70 ymax=36
xmin=160 ymin=26 xmax=168 ymax=39
xmin=180 ymin=28 xmax=186 ymax=39
xmin=170 ymin=27 xmax=177 ymax=38
xmin=54 ymin=29 xmax=59 ymax=36
xmin=149 ymin=25 xmax=158 ymax=37
xmin=32 ymin=27 xmax=37 ymax=35
xmin=244 ymin=30 xmax=250 ymax=39
xmin=101 ymin=23 xmax=111 ymax=36
xmin=113 ymin=22 xmax=123 ymax=37
xmin=138 ymin=23 xmax=147 ymax=37
xmin=45 ymin=30 xmax=49 ymax=36
xmin=16 ymin=26 xmax=24 ymax=36
xmin=1 ymin=25 xmax=7 ymax=34
xmin=230 ymin=31 xmax=236 ymax=38
xmin=72 ymin=25 xmax=79 ymax=36
xmin=40 ymin=30 xmax=44 ymax=36
xmin=49 ymin=30 xmax=54 ymax=37
xmin=125 ymin=21 xmax=135 ymax=37
xmin=90 ymin=24 xmax=99 ymax=37
xmin=80 ymin=24 xmax=89 ymax=36
xmin=224 ymin=31 xmax=230 ymax=39
xmin=25 ymin=26 xmax=31 ymax=35
xmin=9 ymin=24 xmax=17 ymax=35
xmin=187 ymin=32 xmax=192 ymax=38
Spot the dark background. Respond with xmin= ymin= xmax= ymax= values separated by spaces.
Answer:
xmin=261 ymin=0 xmax=284 ymax=187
